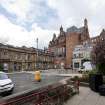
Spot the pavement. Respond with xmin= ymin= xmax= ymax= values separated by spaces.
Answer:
xmin=64 ymin=87 xmax=105 ymax=105
xmin=27 ymin=69 xmax=82 ymax=78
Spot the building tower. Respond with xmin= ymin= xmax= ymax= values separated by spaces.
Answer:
xmin=80 ymin=18 xmax=90 ymax=42
xmin=84 ymin=18 xmax=90 ymax=40
xmin=60 ymin=25 xmax=63 ymax=32
xmin=52 ymin=33 xmax=56 ymax=41
xmin=84 ymin=18 xmax=88 ymax=28
xmin=60 ymin=25 xmax=64 ymax=36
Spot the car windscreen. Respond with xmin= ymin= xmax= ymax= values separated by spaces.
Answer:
xmin=0 ymin=73 xmax=8 ymax=80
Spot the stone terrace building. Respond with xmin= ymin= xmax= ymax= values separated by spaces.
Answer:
xmin=49 ymin=19 xmax=90 ymax=69
xmin=0 ymin=44 xmax=36 ymax=72
xmin=0 ymin=43 xmax=54 ymax=72
xmin=36 ymin=49 xmax=54 ymax=70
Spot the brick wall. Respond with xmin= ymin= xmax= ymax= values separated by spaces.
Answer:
xmin=66 ymin=32 xmax=81 ymax=68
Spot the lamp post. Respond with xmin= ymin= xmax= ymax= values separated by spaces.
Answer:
xmin=36 ymin=38 xmax=38 ymax=50
xmin=36 ymin=38 xmax=38 ymax=69
xmin=34 ymin=38 xmax=41 ymax=82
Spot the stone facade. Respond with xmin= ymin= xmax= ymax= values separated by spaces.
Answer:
xmin=49 ymin=19 xmax=90 ymax=69
xmin=72 ymin=43 xmax=93 ymax=70
xmin=49 ymin=26 xmax=66 ymax=69
xmin=36 ymin=49 xmax=54 ymax=70
xmin=72 ymin=29 xmax=105 ymax=70
xmin=0 ymin=44 xmax=54 ymax=72
xmin=0 ymin=44 xmax=36 ymax=72
xmin=87 ymin=29 xmax=105 ymax=46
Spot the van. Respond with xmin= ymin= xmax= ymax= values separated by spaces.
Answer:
xmin=78 ymin=61 xmax=93 ymax=73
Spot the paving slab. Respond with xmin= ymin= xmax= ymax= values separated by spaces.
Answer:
xmin=64 ymin=87 xmax=105 ymax=105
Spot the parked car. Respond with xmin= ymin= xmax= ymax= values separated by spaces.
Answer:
xmin=0 ymin=72 xmax=14 ymax=95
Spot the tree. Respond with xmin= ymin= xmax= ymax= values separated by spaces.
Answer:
xmin=91 ymin=38 xmax=105 ymax=75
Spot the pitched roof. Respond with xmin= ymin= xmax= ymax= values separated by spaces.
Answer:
xmin=66 ymin=26 xmax=78 ymax=32
xmin=66 ymin=26 xmax=84 ymax=33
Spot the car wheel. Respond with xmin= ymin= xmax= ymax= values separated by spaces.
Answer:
xmin=8 ymin=88 xmax=14 ymax=94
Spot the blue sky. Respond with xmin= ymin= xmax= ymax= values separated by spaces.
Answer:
xmin=0 ymin=0 xmax=58 ymax=31
xmin=0 ymin=0 xmax=105 ymax=48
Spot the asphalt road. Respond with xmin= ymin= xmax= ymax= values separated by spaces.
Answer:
xmin=0 ymin=72 xmax=66 ymax=98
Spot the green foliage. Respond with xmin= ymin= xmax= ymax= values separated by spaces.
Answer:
xmin=91 ymin=39 xmax=105 ymax=75
xmin=71 ymin=74 xmax=89 ymax=83
xmin=103 ymin=76 xmax=105 ymax=84
xmin=72 ymin=69 xmax=102 ymax=83
xmin=96 ymin=63 xmax=105 ymax=75
xmin=88 ymin=69 xmax=98 ymax=75
xmin=79 ymin=76 xmax=89 ymax=83
xmin=80 ymin=72 xmax=89 ymax=83
xmin=82 ymin=72 xmax=89 ymax=77
xmin=0 ymin=64 xmax=3 ymax=71
xmin=73 ymin=76 xmax=79 ymax=81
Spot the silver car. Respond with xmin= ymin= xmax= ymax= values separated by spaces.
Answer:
xmin=0 ymin=72 xmax=14 ymax=95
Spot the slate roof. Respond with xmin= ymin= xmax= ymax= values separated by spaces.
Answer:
xmin=66 ymin=26 xmax=84 ymax=33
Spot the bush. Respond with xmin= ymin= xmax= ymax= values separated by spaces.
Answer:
xmin=71 ymin=69 xmax=104 ymax=83
xmin=71 ymin=74 xmax=89 ymax=83
xmin=80 ymin=70 xmax=98 ymax=83
xmin=79 ymin=76 xmax=89 ymax=83
xmin=91 ymin=36 xmax=105 ymax=75
xmin=73 ymin=76 xmax=79 ymax=81
xmin=0 ymin=64 xmax=3 ymax=71
xmin=80 ymin=72 xmax=89 ymax=83
xmin=103 ymin=76 xmax=105 ymax=84
xmin=96 ymin=63 xmax=105 ymax=75
xmin=88 ymin=69 xmax=98 ymax=75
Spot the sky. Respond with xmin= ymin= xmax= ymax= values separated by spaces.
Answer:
xmin=0 ymin=0 xmax=105 ymax=49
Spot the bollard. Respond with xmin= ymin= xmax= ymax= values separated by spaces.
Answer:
xmin=35 ymin=71 xmax=41 ymax=82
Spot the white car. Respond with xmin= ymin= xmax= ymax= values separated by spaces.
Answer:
xmin=0 ymin=72 xmax=14 ymax=95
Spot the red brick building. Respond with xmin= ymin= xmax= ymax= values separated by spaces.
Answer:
xmin=66 ymin=19 xmax=90 ymax=68
xmin=87 ymin=29 xmax=105 ymax=46
xmin=49 ymin=26 xmax=66 ymax=68
xmin=49 ymin=19 xmax=90 ymax=69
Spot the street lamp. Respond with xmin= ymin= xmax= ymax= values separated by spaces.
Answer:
xmin=36 ymin=38 xmax=38 ymax=69
xmin=34 ymin=38 xmax=41 ymax=82
xmin=36 ymin=38 xmax=38 ymax=50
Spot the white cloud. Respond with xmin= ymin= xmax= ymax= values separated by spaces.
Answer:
xmin=47 ymin=0 xmax=105 ymax=35
xmin=0 ymin=15 xmax=58 ymax=48
xmin=1 ymin=0 xmax=105 ymax=48
xmin=0 ymin=0 xmax=58 ymax=27
xmin=0 ymin=0 xmax=30 ymax=22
